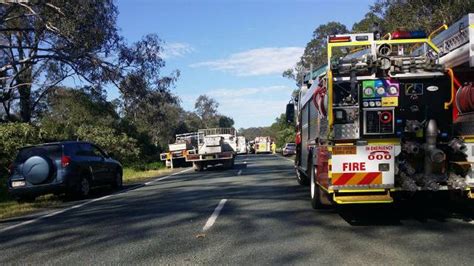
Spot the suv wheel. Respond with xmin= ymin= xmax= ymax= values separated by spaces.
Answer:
xmin=112 ymin=171 xmax=123 ymax=189
xmin=78 ymin=177 xmax=91 ymax=198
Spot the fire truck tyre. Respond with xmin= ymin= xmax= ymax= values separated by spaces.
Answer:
xmin=310 ymin=162 xmax=326 ymax=209
xmin=296 ymin=168 xmax=309 ymax=186
xmin=454 ymin=113 xmax=474 ymax=136
xmin=193 ymin=162 xmax=203 ymax=172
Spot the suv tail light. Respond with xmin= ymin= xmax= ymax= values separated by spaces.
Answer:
xmin=61 ymin=156 xmax=71 ymax=168
xmin=8 ymin=163 xmax=14 ymax=174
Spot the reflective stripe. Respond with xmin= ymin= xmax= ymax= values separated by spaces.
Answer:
xmin=332 ymin=172 xmax=382 ymax=186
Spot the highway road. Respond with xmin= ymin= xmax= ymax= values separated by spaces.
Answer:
xmin=1 ymin=154 xmax=474 ymax=264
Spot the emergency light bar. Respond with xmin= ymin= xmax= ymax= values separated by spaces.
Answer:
xmin=391 ymin=28 xmax=427 ymax=39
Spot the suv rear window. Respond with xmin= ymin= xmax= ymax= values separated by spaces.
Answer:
xmin=15 ymin=145 xmax=63 ymax=163
xmin=286 ymin=143 xmax=296 ymax=147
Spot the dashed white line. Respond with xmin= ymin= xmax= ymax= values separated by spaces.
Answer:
xmin=0 ymin=167 xmax=193 ymax=234
xmin=202 ymin=199 xmax=227 ymax=232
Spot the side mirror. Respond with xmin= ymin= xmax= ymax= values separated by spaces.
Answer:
xmin=286 ymin=103 xmax=295 ymax=123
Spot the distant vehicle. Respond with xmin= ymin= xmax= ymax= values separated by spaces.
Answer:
xmin=8 ymin=141 xmax=122 ymax=202
xmin=236 ymin=136 xmax=247 ymax=154
xmin=186 ymin=128 xmax=236 ymax=171
xmin=254 ymin=136 xmax=271 ymax=154
xmin=248 ymin=140 xmax=255 ymax=154
xmin=282 ymin=143 xmax=296 ymax=156
xmin=160 ymin=132 xmax=198 ymax=168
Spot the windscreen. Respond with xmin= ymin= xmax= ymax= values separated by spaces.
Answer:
xmin=15 ymin=145 xmax=62 ymax=163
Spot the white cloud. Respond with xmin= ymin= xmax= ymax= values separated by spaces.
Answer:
xmin=161 ymin=42 xmax=194 ymax=59
xmin=190 ymin=47 xmax=304 ymax=76
xmin=209 ymin=85 xmax=290 ymax=98
xmin=181 ymin=85 xmax=293 ymax=128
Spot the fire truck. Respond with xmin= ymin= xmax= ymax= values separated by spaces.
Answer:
xmin=160 ymin=132 xmax=198 ymax=168
xmin=287 ymin=14 xmax=474 ymax=208
xmin=185 ymin=128 xmax=236 ymax=171
xmin=254 ymin=136 xmax=272 ymax=154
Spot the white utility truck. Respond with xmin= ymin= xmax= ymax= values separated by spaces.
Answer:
xmin=160 ymin=132 xmax=198 ymax=168
xmin=186 ymin=128 xmax=236 ymax=171
xmin=236 ymin=136 xmax=248 ymax=154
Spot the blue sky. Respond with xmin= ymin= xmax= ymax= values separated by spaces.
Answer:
xmin=114 ymin=0 xmax=376 ymax=128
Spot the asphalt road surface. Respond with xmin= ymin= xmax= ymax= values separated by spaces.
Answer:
xmin=1 ymin=154 xmax=474 ymax=264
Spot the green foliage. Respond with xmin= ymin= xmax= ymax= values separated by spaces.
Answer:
xmin=76 ymin=124 xmax=140 ymax=164
xmin=194 ymin=95 xmax=219 ymax=127
xmin=239 ymin=114 xmax=295 ymax=148
xmin=239 ymin=127 xmax=275 ymax=141
xmin=0 ymin=123 xmax=39 ymax=202
xmin=283 ymin=22 xmax=348 ymax=83
xmin=284 ymin=1 xmax=474 ymax=82
xmin=269 ymin=114 xmax=295 ymax=148
xmin=370 ymin=0 xmax=474 ymax=34
xmin=127 ymin=161 xmax=165 ymax=171
xmin=218 ymin=115 xmax=234 ymax=128
xmin=0 ymin=123 xmax=39 ymax=175
xmin=1 ymin=0 xmax=120 ymax=122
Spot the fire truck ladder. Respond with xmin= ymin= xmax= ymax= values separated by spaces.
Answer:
xmin=429 ymin=13 xmax=474 ymax=68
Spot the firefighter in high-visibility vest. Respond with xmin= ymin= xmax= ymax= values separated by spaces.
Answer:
xmin=271 ymin=142 xmax=276 ymax=154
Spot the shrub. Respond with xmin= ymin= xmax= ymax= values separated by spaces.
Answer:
xmin=76 ymin=124 xmax=141 ymax=164
xmin=0 ymin=123 xmax=39 ymax=177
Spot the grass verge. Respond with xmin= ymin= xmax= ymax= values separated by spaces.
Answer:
xmin=0 ymin=161 xmax=171 ymax=220
xmin=123 ymin=166 xmax=173 ymax=184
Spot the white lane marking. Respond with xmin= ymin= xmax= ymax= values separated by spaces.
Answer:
xmin=237 ymin=170 xmax=242 ymax=176
xmin=243 ymin=161 xmax=247 ymax=164
xmin=202 ymin=199 xmax=227 ymax=232
xmin=0 ymin=168 xmax=193 ymax=234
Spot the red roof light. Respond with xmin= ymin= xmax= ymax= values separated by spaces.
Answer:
xmin=329 ymin=36 xmax=351 ymax=43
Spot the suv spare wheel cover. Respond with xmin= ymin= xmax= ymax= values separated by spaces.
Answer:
xmin=22 ymin=156 xmax=52 ymax=184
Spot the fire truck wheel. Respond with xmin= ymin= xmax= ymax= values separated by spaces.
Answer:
xmin=310 ymin=162 xmax=329 ymax=209
xmin=296 ymin=168 xmax=309 ymax=186
xmin=454 ymin=113 xmax=474 ymax=136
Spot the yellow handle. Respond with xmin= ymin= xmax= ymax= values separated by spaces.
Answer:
xmin=444 ymin=68 xmax=455 ymax=110
xmin=382 ymin=32 xmax=392 ymax=40
xmin=428 ymin=24 xmax=448 ymax=41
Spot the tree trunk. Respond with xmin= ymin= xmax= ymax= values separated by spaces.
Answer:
xmin=17 ymin=68 xmax=32 ymax=123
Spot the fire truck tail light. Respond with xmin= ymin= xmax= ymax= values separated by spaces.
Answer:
xmin=379 ymin=163 xmax=390 ymax=172
xmin=329 ymin=36 xmax=351 ymax=43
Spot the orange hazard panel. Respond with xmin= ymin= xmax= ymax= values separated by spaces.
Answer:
xmin=332 ymin=172 xmax=382 ymax=186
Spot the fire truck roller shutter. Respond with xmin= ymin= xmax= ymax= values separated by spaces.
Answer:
xmin=454 ymin=83 xmax=474 ymax=135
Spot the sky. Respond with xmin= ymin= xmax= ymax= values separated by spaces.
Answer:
xmin=114 ymin=0 xmax=376 ymax=128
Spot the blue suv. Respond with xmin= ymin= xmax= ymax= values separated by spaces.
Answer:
xmin=8 ymin=141 xmax=123 ymax=202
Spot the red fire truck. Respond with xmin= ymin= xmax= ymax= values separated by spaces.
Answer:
xmin=287 ymin=14 xmax=474 ymax=208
